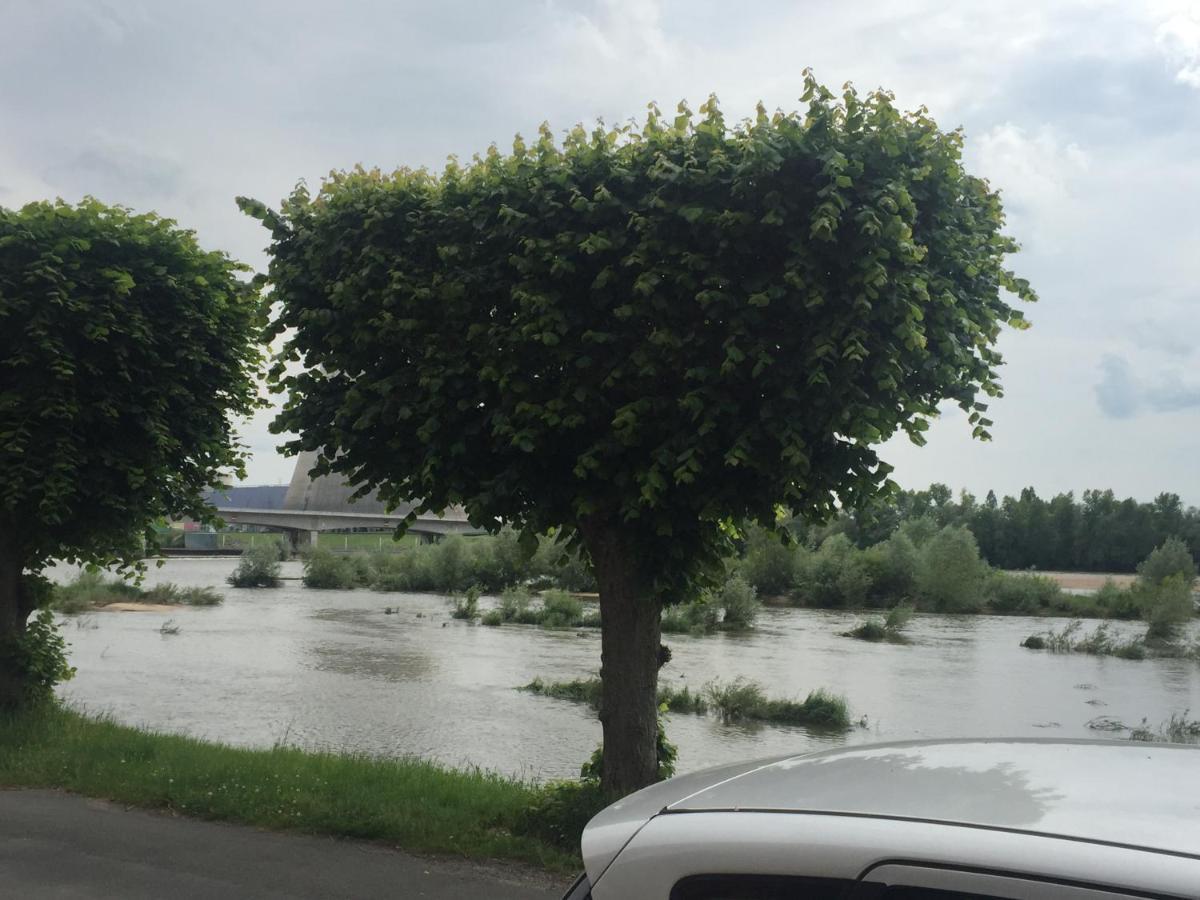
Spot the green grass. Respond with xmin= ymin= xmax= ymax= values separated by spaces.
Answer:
xmin=0 ymin=705 xmax=576 ymax=871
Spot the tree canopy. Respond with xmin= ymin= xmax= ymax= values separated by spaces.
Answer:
xmin=246 ymin=75 xmax=1034 ymax=594
xmin=244 ymin=73 xmax=1034 ymax=793
xmin=0 ymin=197 xmax=262 ymax=704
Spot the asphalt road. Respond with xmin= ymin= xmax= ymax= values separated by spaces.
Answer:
xmin=0 ymin=790 xmax=570 ymax=899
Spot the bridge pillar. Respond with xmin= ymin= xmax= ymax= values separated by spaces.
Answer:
xmin=287 ymin=530 xmax=320 ymax=555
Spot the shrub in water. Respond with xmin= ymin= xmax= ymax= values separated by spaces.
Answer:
xmin=1142 ymin=575 xmax=1194 ymax=641
xmin=718 ymin=575 xmax=761 ymax=630
xmin=227 ymin=544 xmax=282 ymax=588
xmin=539 ymin=591 xmax=584 ymax=628
xmin=914 ymin=526 xmax=986 ymax=612
xmin=302 ymin=549 xmax=370 ymax=589
xmin=450 ymin=586 xmax=482 ymax=621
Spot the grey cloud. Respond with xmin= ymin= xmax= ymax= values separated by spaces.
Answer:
xmin=1095 ymin=355 xmax=1142 ymax=419
xmin=42 ymin=140 xmax=184 ymax=206
xmin=1095 ymin=355 xmax=1200 ymax=419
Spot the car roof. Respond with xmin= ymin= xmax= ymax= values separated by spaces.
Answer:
xmin=666 ymin=738 xmax=1200 ymax=856
xmin=581 ymin=738 xmax=1200 ymax=884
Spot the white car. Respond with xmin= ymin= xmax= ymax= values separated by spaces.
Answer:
xmin=565 ymin=739 xmax=1200 ymax=899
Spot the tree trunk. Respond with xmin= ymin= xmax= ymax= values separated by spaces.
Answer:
xmin=0 ymin=525 xmax=31 ymax=709
xmin=579 ymin=517 xmax=661 ymax=799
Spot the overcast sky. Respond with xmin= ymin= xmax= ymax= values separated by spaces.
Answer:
xmin=4 ymin=0 xmax=1198 ymax=503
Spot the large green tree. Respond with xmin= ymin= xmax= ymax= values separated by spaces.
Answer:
xmin=0 ymin=198 xmax=263 ymax=706
xmin=243 ymin=75 xmax=1034 ymax=797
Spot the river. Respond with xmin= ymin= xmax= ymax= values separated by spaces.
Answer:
xmin=49 ymin=558 xmax=1200 ymax=781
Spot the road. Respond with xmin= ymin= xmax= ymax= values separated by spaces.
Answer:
xmin=0 ymin=790 xmax=569 ymax=899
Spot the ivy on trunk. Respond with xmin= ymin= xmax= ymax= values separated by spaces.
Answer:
xmin=243 ymin=73 xmax=1034 ymax=798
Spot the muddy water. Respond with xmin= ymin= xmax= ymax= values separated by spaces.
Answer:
xmin=50 ymin=558 xmax=1200 ymax=781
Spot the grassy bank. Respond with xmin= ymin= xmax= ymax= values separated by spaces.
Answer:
xmin=520 ymin=676 xmax=851 ymax=729
xmin=0 ymin=705 xmax=576 ymax=871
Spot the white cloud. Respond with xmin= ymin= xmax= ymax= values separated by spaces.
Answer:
xmin=1151 ymin=0 xmax=1200 ymax=86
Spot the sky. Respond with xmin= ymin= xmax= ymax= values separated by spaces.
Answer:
xmin=3 ymin=0 xmax=1198 ymax=503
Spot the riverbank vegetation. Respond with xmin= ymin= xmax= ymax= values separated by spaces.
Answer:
xmin=520 ymin=675 xmax=851 ymax=730
xmin=49 ymin=572 xmax=223 ymax=613
xmin=1020 ymin=551 xmax=1198 ymax=659
xmin=807 ymin=483 xmax=1200 ymax=574
xmin=0 ymin=704 xmax=576 ymax=870
xmin=299 ymin=533 xmax=594 ymax=594
xmin=737 ymin=524 xmax=1197 ymax=628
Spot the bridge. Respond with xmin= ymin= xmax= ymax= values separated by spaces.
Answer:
xmin=214 ymin=451 xmax=483 ymax=552
xmin=218 ymin=506 xmax=482 ymax=551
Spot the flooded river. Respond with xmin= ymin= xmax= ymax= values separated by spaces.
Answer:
xmin=50 ymin=558 xmax=1200 ymax=781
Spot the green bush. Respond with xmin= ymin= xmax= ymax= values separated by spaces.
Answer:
xmin=661 ymin=595 xmax=720 ymax=634
xmin=511 ymin=779 xmax=606 ymax=852
xmin=1142 ymin=575 xmax=1195 ymax=641
xmin=1137 ymin=537 xmax=1198 ymax=588
xmin=985 ymin=572 xmax=1062 ymax=614
xmin=0 ymin=611 xmax=75 ymax=706
xmin=1091 ymin=580 xmax=1142 ymax=619
xmin=863 ymin=532 xmax=918 ymax=603
xmin=914 ymin=526 xmax=986 ymax=612
xmin=539 ymin=591 xmax=585 ymax=628
xmin=717 ymin=575 xmax=760 ymax=629
xmin=737 ymin=526 xmax=798 ymax=597
xmin=450 ymin=585 xmax=482 ymax=621
xmin=302 ymin=549 xmax=370 ymax=589
xmin=794 ymin=534 xmax=872 ymax=608
xmin=227 ymin=544 xmax=282 ymax=588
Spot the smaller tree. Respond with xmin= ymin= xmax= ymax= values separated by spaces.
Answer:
xmin=0 ymin=198 xmax=263 ymax=707
xmin=915 ymin=526 xmax=986 ymax=612
xmin=1137 ymin=537 xmax=1198 ymax=588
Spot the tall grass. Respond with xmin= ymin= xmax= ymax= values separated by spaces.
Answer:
xmin=520 ymin=677 xmax=709 ymax=716
xmin=0 ymin=705 xmax=574 ymax=871
xmin=50 ymin=572 xmax=222 ymax=612
xmin=480 ymin=589 xmax=599 ymax=629
xmin=703 ymin=678 xmax=851 ymax=729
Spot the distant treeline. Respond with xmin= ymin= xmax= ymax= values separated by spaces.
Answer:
xmin=812 ymin=486 xmax=1200 ymax=573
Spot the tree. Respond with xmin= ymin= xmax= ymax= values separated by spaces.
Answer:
xmin=0 ymin=198 xmax=262 ymax=706
xmin=242 ymin=74 xmax=1034 ymax=796
xmin=1137 ymin=537 xmax=1198 ymax=588
xmin=915 ymin=526 xmax=987 ymax=612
